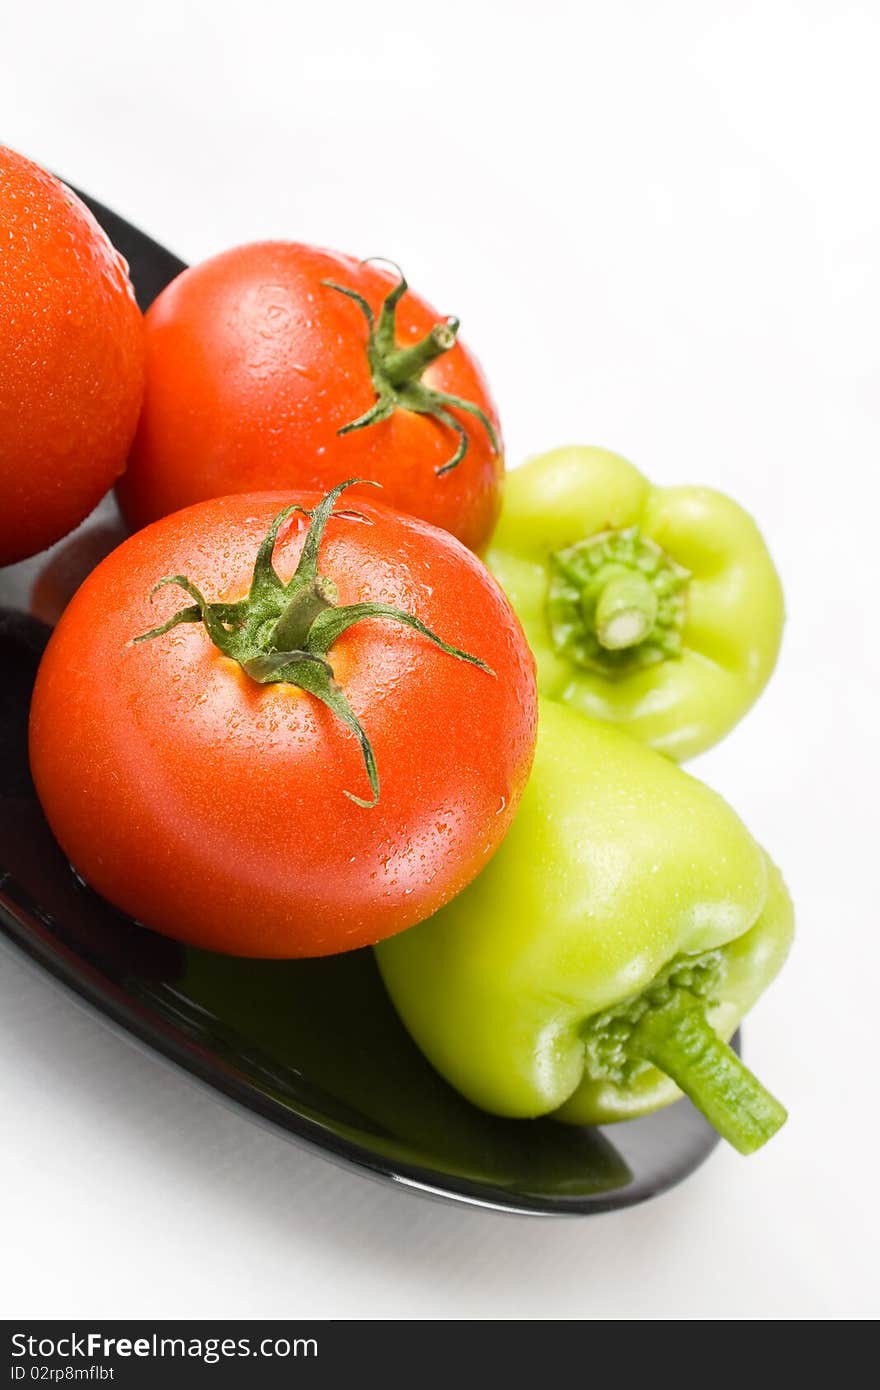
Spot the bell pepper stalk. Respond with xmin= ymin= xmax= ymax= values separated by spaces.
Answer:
xmin=486 ymin=446 xmax=784 ymax=760
xmin=376 ymin=700 xmax=793 ymax=1155
xmin=132 ymin=478 xmax=492 ymax=807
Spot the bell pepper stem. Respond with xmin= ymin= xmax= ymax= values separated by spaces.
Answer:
xmin=592 ymin=571 xmax=659 ymax=650
xmin=629 ymin=992 xmax=787 ymax=1154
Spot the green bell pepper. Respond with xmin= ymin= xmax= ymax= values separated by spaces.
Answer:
xmin=486 ymin=446 xmax=784 ymax=759
xmin=376 ymin=701 xmax=793 ymax=1154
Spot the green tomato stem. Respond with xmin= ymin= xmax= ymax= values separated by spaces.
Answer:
xmin=321 ymin=266 xmax=497 ymax=474
xmin=383 ymin=319 xmax=459 ymax=389
xmin=592 ymin=570 xmax=659 ymax=651
xmin=629 ymin=990 xmax=786 ymax=1154
xmin=132 ymin=479 xmax=490 ymax=806
xmin=270 ymin=575 xmax=338 ymax=651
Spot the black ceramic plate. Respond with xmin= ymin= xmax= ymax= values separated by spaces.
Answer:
xmin=0 ymin=191 xmax=726 ymax=1215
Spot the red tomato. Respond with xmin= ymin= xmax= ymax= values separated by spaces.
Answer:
xmin=29 ymin=487 xmax=536 ymax=957
xmin=0 ymin=147 xmax=144 ymax=565
xmin=117 ymin=245 xmax=502 ymax=552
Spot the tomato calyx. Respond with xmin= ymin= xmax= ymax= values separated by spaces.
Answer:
xmin=132 ymin=479 xmax=494 ymax=807
xmin=321 ymin=260 xmax=499 ymax=476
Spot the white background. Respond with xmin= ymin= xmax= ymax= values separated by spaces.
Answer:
xmin=2 ymin=1 xmax=877 ymax=1321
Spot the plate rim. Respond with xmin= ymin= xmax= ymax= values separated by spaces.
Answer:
xmin=1 ymin=885 xmax=720 ymax=1217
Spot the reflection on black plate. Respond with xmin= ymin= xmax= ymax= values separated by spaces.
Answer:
xmin=0 ymin=193 xmax=724 ymax=1214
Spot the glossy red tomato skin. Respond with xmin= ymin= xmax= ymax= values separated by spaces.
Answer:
xmin=116 ymin=244 xmax=503 ymax=553
xmin=0 ymin=147 xmax=144 ymax=565
xmin=29 ymin=493 xmax=536 ymax=957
